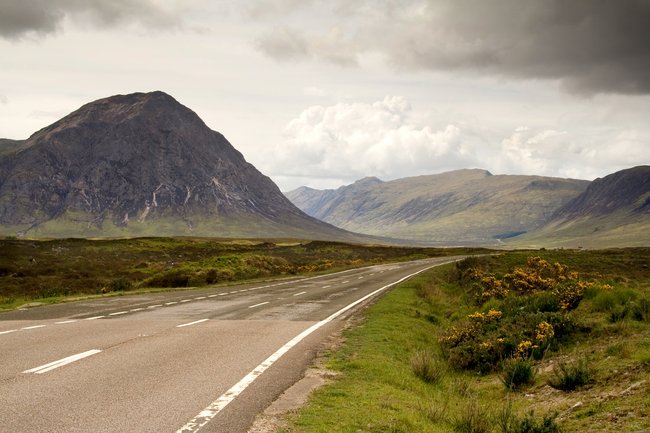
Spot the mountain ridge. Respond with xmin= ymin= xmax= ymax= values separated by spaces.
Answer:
xmin=0 ymin=91 xmax=370 ymax=242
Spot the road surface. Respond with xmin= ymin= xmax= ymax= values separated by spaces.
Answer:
xmin=0 ymin=256 xmax=460 ymax=432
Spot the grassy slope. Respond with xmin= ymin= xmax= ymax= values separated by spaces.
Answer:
xmin=281 ymin=249 xmax=650 ymax=433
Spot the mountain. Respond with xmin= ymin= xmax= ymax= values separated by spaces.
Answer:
xmin=0 ymin=91 xmax=367 ymax=241
xmin=285 ymin=169 xmax=590 ymax=245
xmin=515 ymin=165 xmax=650 ymax=248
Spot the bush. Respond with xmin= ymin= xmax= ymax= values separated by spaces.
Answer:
xmin=453 ymin=400 xmax=492 ymax=433
xmin=547 ymin=357 xmax=593 ymax=391
xmin=501 ymin=357 xmax=537 ymax=390
xmin=110 ymin=278 xmax=132 ymax=292
xmin=145 ymin=271 xmax=190 ymax=288
xmin=410 ymin=350 xmax=446 ymax=384
xmin=498 ymin=402 xmax=562 ymax=433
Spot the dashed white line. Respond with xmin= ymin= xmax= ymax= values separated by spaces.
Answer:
xmin=180 ymin=299 xmax=192 ymax=303
xmin=23 ymin=349 xmax=102 ymax=374
xmin=322 ymin=285 xmax=331 ymax=289
xmin=166 ymin=301 xmax=179 ymax=305
xmin=84 ymin=316 xmax=104 ymax=321
xmin=148 ymin=304 xmax=163 ymax=308
xmin=109 ymin=311 xmax=128 ymax=316
xmin=358 ymin=276 xmax=364 ymax=279
xmin=229 ymin=291 xmax=239 ymax=294
xmin=130 ymin=308 xmax=145 ymax=312
xmin=293 ymin=291 xmax=307 ymax=296
xmin=21 ymin=325 xmax=46 ymax=330
xmin=195 ymin=297 xmax=207 ymax=300
xmin=342 ymin=280 xmax=350 ymax=284
xmin=55 ymin=320 xmax=77 ymax=324
xmin=248 ymin=302 xmax=269 ymax=309
xmin=0 ymin=329 xmax=17 ymax=335
xmin=175 ymin=261 xmax=454 ymax=433
xmin=176 ymin=319 xmax=209 ymax=328
xmin=207 ymin=294 xmax=218 ymax=298
xmin=217 ymin=293 xmax=227 ymax=297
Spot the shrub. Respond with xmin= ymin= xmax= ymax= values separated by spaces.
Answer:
xmin=631 ymin=298 xmax=650 ymax=322
xmin=501 ymin=357 xmax=537 ymax=390
xmin=110 ymin=278 xmax=132 ymax=292
xmin=145 ymin=271 xmax=190 ymax=288
xmin=453 ymin=400 xmax=492 ymax=433
xmin=498 ymin=402 xmax=562 ymax=433
xmin=410 ymin=350 xmax=446 ymax=384
xmin=547 ymin=357 xmax=593 ymax=391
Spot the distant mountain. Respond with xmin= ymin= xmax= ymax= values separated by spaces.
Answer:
xmin=285 ymin=169 xmax=590 ymax=245
xmin=0 ymin=91 xmax=367 ymax=241
xmin=517 ymin=166 xmax=650 ymax=248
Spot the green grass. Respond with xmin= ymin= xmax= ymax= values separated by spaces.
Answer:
xmin=280 ymin=248 xmax=650 ymax=433
xmin=0 ymin=237 xmax=487 ymax=311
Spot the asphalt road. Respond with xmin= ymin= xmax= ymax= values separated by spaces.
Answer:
xmin=0 ymin=256 xmax=461 ymax=433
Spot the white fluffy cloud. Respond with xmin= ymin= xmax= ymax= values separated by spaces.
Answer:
xmin=265 ymin=96 xmax=481 ymax=187
xmin=263 ymin=97 xmax=650 ymax=190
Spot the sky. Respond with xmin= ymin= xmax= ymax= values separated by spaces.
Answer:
xmin=1 ymin=0 xmax=649 ymax=191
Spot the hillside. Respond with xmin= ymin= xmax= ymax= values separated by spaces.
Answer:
xmin=285 ymin=169 xmax=589 ymax=245
xmin=0 ymin=91 xmax=368 ymax=242
xmin=515 ymin=165 xmax=650 ymax=248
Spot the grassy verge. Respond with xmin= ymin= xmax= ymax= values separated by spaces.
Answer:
xmin=280 ymin=249 xmax=650 ymax=433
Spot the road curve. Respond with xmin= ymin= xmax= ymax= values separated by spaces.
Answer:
xmin=0 ymin=256 xmax=461 ymax=433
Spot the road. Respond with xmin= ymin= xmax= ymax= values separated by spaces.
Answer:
xmin=0 ymin=256 xmax=460 ymax=433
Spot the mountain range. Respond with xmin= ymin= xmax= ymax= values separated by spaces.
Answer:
xmin=0 ymin=91 xmax=366 ymax=242
xmin=286 ymin=167 xmax=650 ymax=247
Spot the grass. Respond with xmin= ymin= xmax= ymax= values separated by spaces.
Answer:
xmin=0 ymin=236 xmax=488 ymax=311
xmin=279 ymin=248 xmax=650 ymax=433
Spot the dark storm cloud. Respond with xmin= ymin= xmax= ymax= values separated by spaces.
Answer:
xmin=0 ymin=0 xmax=181 ymax=39
xmin=256 ymin=0 xmax=650 ymax=95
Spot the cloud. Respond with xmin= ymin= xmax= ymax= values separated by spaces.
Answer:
xmin=253 ymin=0 xmax=650 ymax=95
xmin=264 ymin=97 xmax=650 ymax=190
xmin=264 ymin=97 xmax=482 ymax=185
xmin=0 ymin=0 xmax=183 ymax=39
xmin=256 ymin=25 xmax=357 ymax=66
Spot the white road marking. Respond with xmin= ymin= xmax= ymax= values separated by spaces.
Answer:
xmin=229 ymin=291 xmax=239 ymax=294
xmin=166 ymin=301 xmax=179 ymax=305
xmin=0 ymin=329 xmax=17 ymax=335
xmin=207 ymin=294 xmax=218 ymax=298
xmin=342 ymin=280 xmax=350 ymax=284
xmin=130 ymin=308 xmax=145 ymax=312
xmin=322 ymin=285 xmax=331 ymax=289
xmin=248 ymin=302 xmax=269 ymax=309
xmin=217 ymin=293 xmax=227 ymax=296
xmin=55 ymin=320 xmax=77 ymax=324
xmin=180 ymin=299 xmax=192 ymax=303
xmin=23 ymin=349 xmax=102 ymax=374
xmin=195 ymin=297 xmax=207 ymax=300
xmin=148 ymin=304 xmax=163 ymax=308
xmin=293 ymin=291 xmax=307 ymax=296
xmin=358 ymin=276 xmax=364 ymax=279
xmin=84 ymin=316 xmax=104 ymax=321
xmin=21 ymin=325 xmax=46 ymax=330
xmin=176 ymin=260 xmax=457 ymax=433
xmin=176 ymin=319 xmax=209 ymax=328
xmin=109 ymin=311 xmax=128 ymax=316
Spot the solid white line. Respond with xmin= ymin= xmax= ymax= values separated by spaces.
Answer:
xmin=23 ymin=349 xmax=102 ymax=374
xmin=176 ymin=259 xmax=458 ymax=433
xmin=176 ymin=319 xmax=209 ymax=328
xmin=84 ymin=316 xmax=104 ymax=321
xmin=293 ymin=291 xmax=307 ymax=296
xmin=109 ymin=311 xmax=128 ymax=316
xmin=21 ymin=325 xmax=46 ymax=330
xmin=0 ymin=329 xmax=17 ymax=335
xmin=248 ymin=302 xmax=269 ymax=309
xmin=55 ymin=320 xmax=77 ymax=324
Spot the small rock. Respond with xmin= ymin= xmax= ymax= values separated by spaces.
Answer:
xmin=570 ymin=401 xmax=583 ymax=410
